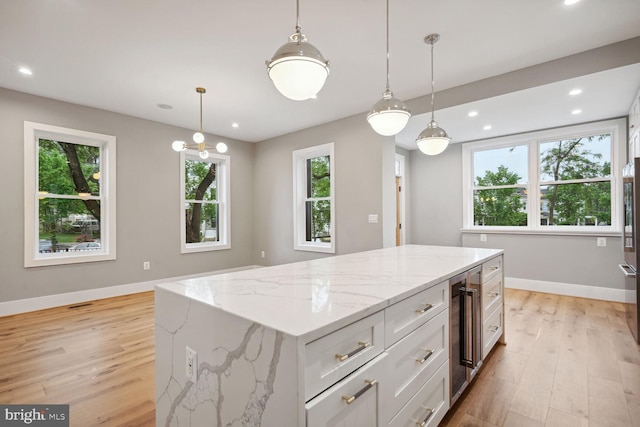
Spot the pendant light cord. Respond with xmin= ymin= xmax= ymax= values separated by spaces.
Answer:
xmin=295 ymin=0 xmax=301 ymax=37
xmin=199 ymin=91 xmax=203 ymax=132
xmin=430 ymin=41 xmax=435 ymax=123
xmin=385 ymin=0 xmax=390 ymax=92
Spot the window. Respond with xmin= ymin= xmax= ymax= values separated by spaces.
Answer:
xmin=462 ymin=119 xmax=623 ymax=232
xmin=180 ymin=150 xmax=230 ymax=253
xmin=293 ymin=143 xmax=335 ymax=253
xmin=24 ymin=122 xmax=116 ymax=267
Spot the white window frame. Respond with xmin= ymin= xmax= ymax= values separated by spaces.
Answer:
xmin=24 ymin=121 xmax=116 ymax=267
xmin=293 ymin=142 xmax=335 ymax=253
xmin=180 ymin=150 xmax=230 ymax=253
xmin=462 ymin=118 xmax=624 ymax=234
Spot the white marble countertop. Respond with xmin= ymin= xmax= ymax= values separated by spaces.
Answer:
xmin=156 ymin=245 xmax=502 ymax=341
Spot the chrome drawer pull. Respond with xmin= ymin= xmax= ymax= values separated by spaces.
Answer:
xmin=335 ymin=341 xmax=371 ymax=362
xmin=416 ymin=349 xmax=434 ymax=364
xmin=489 ymin=265 xmax=499 ymax=271
xmin=416 ymin=408 xmax=434 ymax=426
xmin=488 ymin=291 xmax=500 ymax=298
xmin=342 ymin=379 xmax=377 ymax=404
xmin=488 ymin=325 xmax=499 ymax=332
xmin=415 ymin=303 xmax=434 ymax=314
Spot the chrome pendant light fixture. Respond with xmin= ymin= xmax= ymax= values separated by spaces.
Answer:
xmin=266 ymin=0 xmax=330 ymax=101
xmin=171 ymin=87 xmax=228 ymax=159
xmin=416 ymin=33 xmax=450 ymax=156
xmin=367 ymin=0 xmax=411 ymax=136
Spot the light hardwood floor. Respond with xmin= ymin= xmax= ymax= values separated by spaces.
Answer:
xmin=442 ymin=289 xmax=640 ymax=427
xmin=0 ymin=292 xmax=155 ymax=426
xmin=0 ymin=289 xmax=639 ymax=426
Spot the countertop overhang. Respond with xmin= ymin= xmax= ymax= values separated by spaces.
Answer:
xmin=156 ymin=245 xmax=503 ymax=341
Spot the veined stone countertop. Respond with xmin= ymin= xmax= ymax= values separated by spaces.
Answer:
xmin=156 ymin=245 xmax=503 ymax=341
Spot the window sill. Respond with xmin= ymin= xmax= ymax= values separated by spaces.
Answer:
xmin=461 ymin=228 xmax=621 ymax=238
xmin=294 ymin=243 xmax=335 ymax=254
xmin=182 ymin=243 xmax=231 ymax=254
xmin=27 ymin=251 xmax=116 ymax=268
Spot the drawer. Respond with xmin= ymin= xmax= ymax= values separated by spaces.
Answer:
xmin=483 ymin=305 xmax=503 ymax=359
xmin=482 ymin=255 xmax=503 ymax=283
xmin=306 ymin=352 xmax=387 ymax=427
xmin=384 ymin=308 xmax=449 ymax=420
xmin=384 ymin=280 xmax=448 ymax=346
xmin=482 ymin=273 xmax=503 ymax=315
xmin=387 ymin=360 xmax=450 ymax=427
xmin=305 ymin=311 xmax=384 ymax=400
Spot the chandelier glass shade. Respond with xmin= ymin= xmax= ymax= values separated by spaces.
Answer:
xmin=416 ymin=33 xmax=450 ymax=155
xmin=266 ymin=0 xmax=329 ymax=101
xmin=367 ymin=0 xmax=410 ymax=136
xmin=171 ymin=87 xmax=228 ymax=158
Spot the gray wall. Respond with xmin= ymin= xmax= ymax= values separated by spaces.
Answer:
xmin=461 ymin=233 xmax=623 ymax=289
xmin=409 ymin=144 xmax=464 ymax=247
xmin=252 ymin=114 xmax=387 ymax=266
xmin=0 ymin=88 xmax=255 ymax=302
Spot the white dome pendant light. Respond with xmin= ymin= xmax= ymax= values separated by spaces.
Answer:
xmin=171 ymin=87 xmax=228 ymax=158
xmin=266 ymin=0 xmax=330 ymax=101
xmin=367 ymin=0 xmax=411 ymax=136
xmin=416 ymin=34 xmax=451 ymax=155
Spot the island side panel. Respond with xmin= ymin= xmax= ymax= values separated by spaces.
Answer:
xmin=155 ymin=286 xmax=300 ymax=427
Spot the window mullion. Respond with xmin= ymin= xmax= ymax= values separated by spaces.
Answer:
xmin=529 ymin=140 xmax=540 ymax=228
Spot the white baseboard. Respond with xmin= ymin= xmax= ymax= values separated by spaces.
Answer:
xmin=0 ymin=265 xmax=263 ymax=317
xmin=506 ymin=276 xmax=631 ymax=303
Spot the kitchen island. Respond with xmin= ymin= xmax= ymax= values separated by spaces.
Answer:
xmin=155 ymin=245 xmax=504 ymax=427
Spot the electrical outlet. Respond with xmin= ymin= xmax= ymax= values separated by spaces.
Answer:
xmin=368 ymin=214 xmax=378 ymax=223
xmin=186 ymin=346 xmax=197 ymax=383
xmin=261 ymin=251 xmax=265 ymax=258
xmin=480 ymin=234 xmax=487 ymax=242
xmin=597 ymin=237 xmax=606 ymax=247
xmin=143 ymin=261 xmax=150 ymax=270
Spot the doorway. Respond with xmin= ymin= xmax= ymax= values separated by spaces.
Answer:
xmin=395 ymin=154 xmax=405 ymax=246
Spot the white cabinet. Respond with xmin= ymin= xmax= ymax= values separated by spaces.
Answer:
xmin=305 ymin=311 xmax=384 ymax=400
xmin=383 ymin=308 xmax=449 ymax=421
xmin=306 ymin=353 xmax=388 ymax=427
xmin=387 ymin=361 xmax=450 ymax=427
xmin=384 ymin=280 xmax=448 ymax=346
xmin=481 ymin=255 xmax=505 ymax=359
xmin=306 ymin=283 xmax=450 ymax=427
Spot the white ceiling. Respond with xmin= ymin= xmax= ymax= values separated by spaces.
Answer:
xmin=1 ymin=0 xmax=640 ymax=147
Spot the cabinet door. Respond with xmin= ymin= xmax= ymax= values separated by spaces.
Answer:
xmin=387 ymin=360 xmax=449 ymax=427
xmin=306 ymin=353 xmax=387 ymax=427
xmin=383 ymin=309 xmax=448 ymax=421
xmin=305 ymin=311 xmax=384 ymax=400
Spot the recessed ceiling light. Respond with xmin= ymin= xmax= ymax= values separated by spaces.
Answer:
xmin=231 ymin=122 xmax=239 ymax=128
xmin=564 ymin=0 xmax=580 ymax=5
xmin=468 ymin=111 xmax=478 ymax=117
xmin=483 ymin=125 xmax=492 ymax=131
xmin=571 ymin=109 xmax=582 ymax=115
xmin=157 ymin=103 xmax=173 ymax=110
xmin=19 ymin=67 xmax=33 ymax=75
xmin=569 ymin=89 xmax=582 ymax=96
